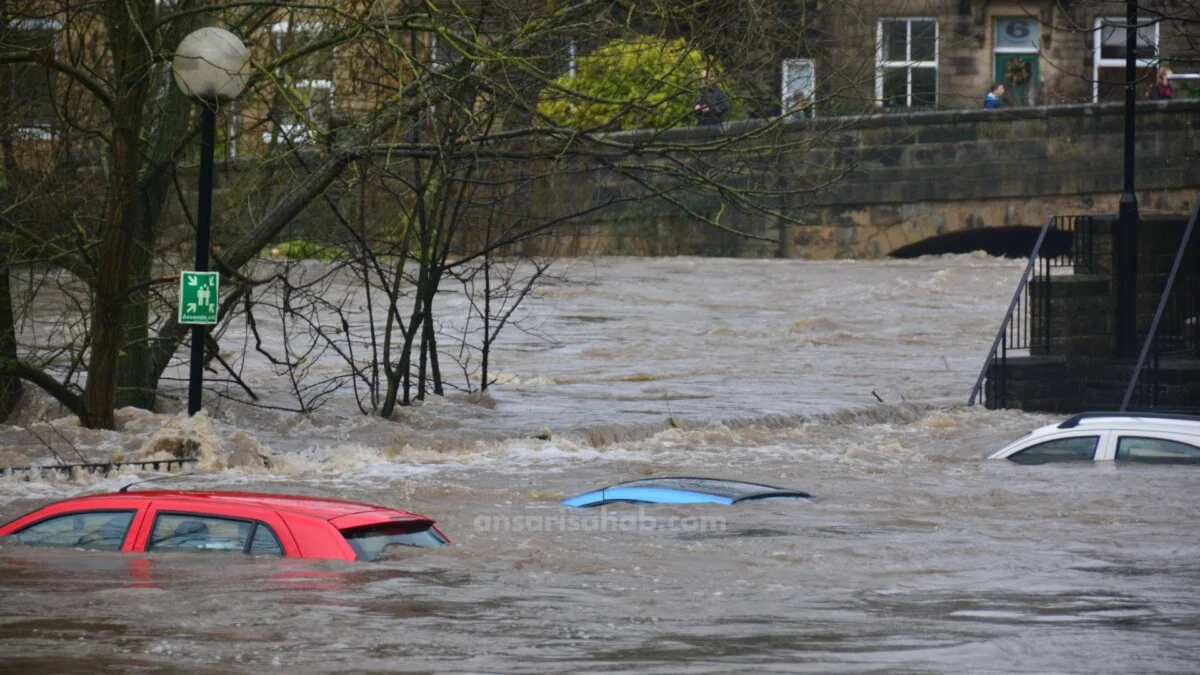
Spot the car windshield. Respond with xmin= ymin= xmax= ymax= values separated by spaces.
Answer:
xmin=341 ymin=523 xmax=447 ymax=561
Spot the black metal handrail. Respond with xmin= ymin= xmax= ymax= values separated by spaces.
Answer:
xmin=968 ymin=214 xmax=1095 ymax=407
xmin=1053 ymin=215 xmax=1098 ymax=275
xmin=1121 ymin=198 xmax=1200 ymax=411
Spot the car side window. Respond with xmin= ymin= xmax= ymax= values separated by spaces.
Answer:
xmin=248 ymin=524 xmax=284 ymax=556
xmin=149 ymin=514 xmax=252 ymax=552
xmin=15 ymin=511 xmax=134 ymax=551
xmin=1009 ymin=435 xmax=1100 ymax=464
xmin=1116 ymin=436 xmax=1200 ymax=464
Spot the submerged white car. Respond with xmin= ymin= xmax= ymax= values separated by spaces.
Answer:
xmin=988 ymin=412 xmax=1200 ymax=464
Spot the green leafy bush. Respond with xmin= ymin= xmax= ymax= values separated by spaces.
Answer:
xmin=538 ymin=37 xmax=722 ymax=131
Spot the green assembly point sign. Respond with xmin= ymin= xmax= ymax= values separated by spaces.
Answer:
xmin=179 ymin=271 xmax=219 ymax=325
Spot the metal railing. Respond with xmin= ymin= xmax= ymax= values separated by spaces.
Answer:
xmin=0 ymin=457 xmax=197 ymax=480
xmin=1122 ymin=199 xmax=1200 ymax=411
xmin=968 ymin=214 xmax=1096 ymax=407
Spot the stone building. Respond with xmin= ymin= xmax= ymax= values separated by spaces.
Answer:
xmin=3 ymin=1 xmax=1195 ymax=158
xmin=798 ymin=0 xmax=1197 ymax=115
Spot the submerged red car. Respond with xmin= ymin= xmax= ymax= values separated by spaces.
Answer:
xmin=0 ymin=490 xmax=448 ymax=561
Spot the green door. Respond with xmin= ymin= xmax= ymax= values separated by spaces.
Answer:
xmin=994 ymin=54 xmax=1039 ymax=106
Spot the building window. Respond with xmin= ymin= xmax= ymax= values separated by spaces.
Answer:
xmin=781 ymin=58 xmax=814 ymax=118
xmin=877 ymin=19 xmax=937 ymax=109
xmin=6 ymin=19 xmax=62 ymax=139
xmin=226 ymin=102 xmax=241 ymax=159
xmin=1093 ymin=17 xmax=1159 ymax=102
xmin=994 ymin=17 xmax=1040 ymax=106
xmin=264 ymin=21 xmax=334 ymax=145
xmin=431 ymin=25 xmax=474 ymax=71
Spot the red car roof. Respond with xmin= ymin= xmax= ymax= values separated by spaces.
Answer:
xmin=53 ymin=490 xmax=427 ymax=522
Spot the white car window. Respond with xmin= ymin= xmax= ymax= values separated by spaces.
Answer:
xmin=1115 ymin=436 xmax=1200 ymax=464
xmin=1009 ymin=435 xmax=1100 ymax=464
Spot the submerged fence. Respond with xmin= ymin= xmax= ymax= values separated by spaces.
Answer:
xmin=0 ymin=458 xmax=197 ymax=480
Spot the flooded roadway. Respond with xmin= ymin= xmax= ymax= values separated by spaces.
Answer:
xmin=1 ymin=255 xmax=1198 ymax=673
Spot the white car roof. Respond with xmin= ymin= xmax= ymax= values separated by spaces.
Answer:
xmin=990 ymin=411 xmax=1200 ymax=459
xmin=1054 ymin=411 xmax=1200 ymax=432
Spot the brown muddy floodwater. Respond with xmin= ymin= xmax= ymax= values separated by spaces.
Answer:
xmin=1 ymin=255 xmax=1197 ymax=673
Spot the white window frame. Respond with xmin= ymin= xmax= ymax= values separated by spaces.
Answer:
xmin=781 ymin=58 xmax=815 ymax=117
xmin=264 ymin=21 xmax=334 ymax=145
xmin=227 ymin=101 xmax=240 ymax=159
xmin=8 ymin=18 xmax=63 ymax=140
xmin=1171 ymin=73 xmax=1199 ymax=82
xmin=12 ymin=127 xmax=54 ymax=141
xmin=1093 ymin=16 xmax=1159 ymax=102
xmin=9 ymin=18 xmax=62 ymax=30
xmin=270 ymin=20 xmax=326 ymax=37
xmin=431 ymin=27 xmax=475 ymax=71
xmin=875 ymin=18 xmax=939 ymax=108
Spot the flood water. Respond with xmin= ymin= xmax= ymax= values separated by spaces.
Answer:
xmin=1 ymin=255 xmax=1198 ymax=673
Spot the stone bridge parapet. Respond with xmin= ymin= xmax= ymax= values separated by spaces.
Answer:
xmin=193 ymin=101 xmax=1200 ymax=259
xmin=556 ymin=100 xmax=1200 ymax=258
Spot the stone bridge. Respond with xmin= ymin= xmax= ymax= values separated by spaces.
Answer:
xmin=548 ymin=100 xmax=1200 ymax=259
xmin=193 ymin=100 xmax=1199 ymax=260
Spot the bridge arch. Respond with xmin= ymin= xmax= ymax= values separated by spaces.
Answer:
xmin=888 ymin=225 xmax=1074 ymax=259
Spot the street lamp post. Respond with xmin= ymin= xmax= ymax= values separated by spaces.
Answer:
xmin=171 ymin=27 xmax=251 ymax=415
xmin=1116 ymin=3 xmax=1140 ymax=359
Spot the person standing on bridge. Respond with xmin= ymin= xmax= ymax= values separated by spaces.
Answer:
xmin=694 ymin=70 xmax=730 ymax=126
xmin=786 ymin=89 xmax=811 ymax=121
xmin=984 ymin=83 xmax=1004 ymax=109
xmin=1149 ymin=66 xmax=1173 ymax=100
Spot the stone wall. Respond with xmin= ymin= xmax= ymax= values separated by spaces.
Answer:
xmin=188 ymin=100 xmax=1200 ymax=260
xmin=989 ymin=357 xmax=1200 ymax=412
xmin=1029 ymin=274 xmax=1113 ymax=359
xmin=786 ymin=102 xmax=1199 ymax=257
xmin=549 ymin=100 xmax=1199 ymax=258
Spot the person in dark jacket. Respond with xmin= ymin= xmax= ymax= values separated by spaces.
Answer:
xmin=1149 ymin=66 xmax=1173 ymax=100
xmin=694 ymin=70 xmax=730 ymax=126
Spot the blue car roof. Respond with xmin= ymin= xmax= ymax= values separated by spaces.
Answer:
xmin=562 ymin=477 xmax=815 ymax=507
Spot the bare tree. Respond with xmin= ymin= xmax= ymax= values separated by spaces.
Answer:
xmin=0 ymin=0 xmax=872 ymax=428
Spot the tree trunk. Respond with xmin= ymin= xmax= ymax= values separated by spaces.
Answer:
xmin=480 ymin=250 xmax=491 ymax=392
xmin=116 ymin=133 xmax=190 ymax=411
xmin=423 ymin=284 xmax=443 ymax=396
xmin=115 ymin=226 xmax=156 ymax=410
xmin=116 ymin=8 xmax=202 ymax=411
xmin=380 ymin=319 xmax=420 ymax=418
xmin=84 ymin=0 xmax=154 ymax=429
xmin=0 ymin=266 xmax=21 ymax=421
xmin=0 ymin=7 xmax=24 ymax=421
